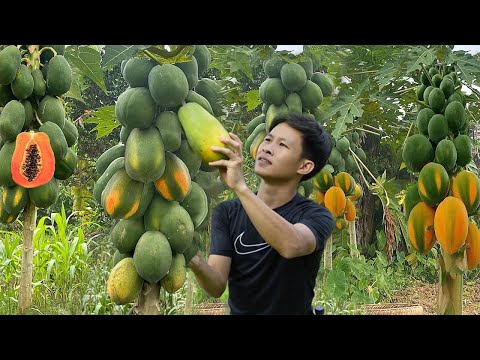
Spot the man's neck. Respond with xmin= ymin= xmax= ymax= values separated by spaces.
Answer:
xmin=256 ymin=180 xmax=299 ymax=209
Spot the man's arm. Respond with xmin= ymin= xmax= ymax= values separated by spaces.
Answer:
xmin=235 ymin=187 xmax=317 ymax=259
xmin=189 ymin=253 xmax=231 ymax=298
xmin=209 ymin=133 xmax=319 ymax=259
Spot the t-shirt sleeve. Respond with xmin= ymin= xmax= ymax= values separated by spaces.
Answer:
xmin=209 ymin=202 xmax=234 ymax=257
xmin=298 ymin=206 xmax=334 ymax=253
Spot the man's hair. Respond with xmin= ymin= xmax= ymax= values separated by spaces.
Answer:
xmin=269 ymin=114 xmax=333 ymax=181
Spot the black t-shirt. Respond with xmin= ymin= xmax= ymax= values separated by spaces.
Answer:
xmin=209 ymin=193 xmax=334 ymax=315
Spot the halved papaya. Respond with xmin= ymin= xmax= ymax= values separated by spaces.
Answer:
xmin=11 ymin=131 xmax=55 ymax=188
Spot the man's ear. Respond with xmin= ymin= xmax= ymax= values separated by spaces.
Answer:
xmin=297 ymin=159 xmax=315 ymax=176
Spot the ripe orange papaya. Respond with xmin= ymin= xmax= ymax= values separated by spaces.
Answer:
xmin=466 ymin=222 xmax=480 ymax=270
xmin=345 ymin=198 xmax=356 ymax=221
xmin=324 ymin=186 xmax=346 ymax=217
xmin=408 ymin=202 xmax=436 ymax=254
xmin=11 ymin=131 xmax=55 ymax=188
xmin=434 ymin=196 xmax=469 ymax=255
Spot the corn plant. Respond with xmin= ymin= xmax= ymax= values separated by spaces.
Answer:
xmin=0 ymin=203 xmax=127 ymax=314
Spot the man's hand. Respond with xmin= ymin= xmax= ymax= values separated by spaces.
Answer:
xmin=209 ymin=132 xmax=248 ymax=193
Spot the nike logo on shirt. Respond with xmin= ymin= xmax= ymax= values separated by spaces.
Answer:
xmin=234 ymin=231 xmax=270 ymax=255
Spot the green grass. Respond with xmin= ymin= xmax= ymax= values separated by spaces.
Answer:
xmin=313 ymin=245 xmax=414 ymax=315
xmin=0 ymin=203 xmax=225 ymax=315
xmin=0 ymin=204 xmax=131 ymax=315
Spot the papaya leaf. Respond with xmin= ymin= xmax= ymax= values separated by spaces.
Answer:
xmin=138 ymin=45 xmax=195 ymax=65
xmin=332 ymin=112 xmax=354 ymax=140
xmin=448 ymin=51 xmax=480 ymax=85
xmin=65 ymin=46 xmax=107 ymax=94
xmin=435 ymin=45 xmax=452 ymax=63
xmin=370 ymin=93 xmax=406 ymax=116
xmin=272 ymin=51 xmax=311 ymax=64
xmin=209 ymin=58 xmax=223 ymax=71
xmin=318 ymin=101 xmax=347 ymax=124
xmin=254 ymin=45 xmax=276 ymax=59
xmin=376 ymin=63 xmax=397 ymax=91
xmin=101 ymin=45 xmax=151 ymax=68
xmin=222 ymin=86 xmax=243 ymax=109
xmin=330 ymin=96 xmax=364 ymax=140
xmin=64 ymin=72 xmax=85 ymax=104
xmin=228 ymin=51 xmax=254 ymax=82
xmin=244 ymin=89 xmax=262 ymax=111
xmin=405 ymin=46 xmax=435 ymax=74
xmin=84 ymin=105 xmax=120 ymax=139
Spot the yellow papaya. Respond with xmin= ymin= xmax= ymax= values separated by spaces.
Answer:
xmin=466 ymin=222 xmax=480 ymax=270
xmin=434 ymin=196 xmax=469 ymax=255
xmin=324 ymin=186 xmax=346 ymax=217
xmin=177 ymin=102 xmax=231 ymax=166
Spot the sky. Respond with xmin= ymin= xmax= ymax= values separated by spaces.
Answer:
xmin=454 ymin=45 xmax=480 ymax=53
xmin=276 ymin=45 xmax=480 ymax=55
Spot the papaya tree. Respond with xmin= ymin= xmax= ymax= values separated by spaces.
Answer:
xmin=398 ymin=47 xmax=480 ymax=314
xmin=0 ymin=45 xmax=78 ymax=313
xmin=0 ymin=44 xmax=113 ymax=314
xmin=89 ymin=45 xmax=232 ymax=315
xmin=328 ymin=45 xmax=480 ymax=313
xmin=245 ymin=46 xmax=479 ymax=266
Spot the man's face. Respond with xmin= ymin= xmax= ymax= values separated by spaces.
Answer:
xmin=254 ymin=122 xmax=307 ymax=182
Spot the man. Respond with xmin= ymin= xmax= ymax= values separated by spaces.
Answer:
xmin=189 ymin=114 xmax=335 ymax=315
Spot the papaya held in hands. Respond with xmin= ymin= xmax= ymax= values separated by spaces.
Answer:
xmin=177 ymin=102 xmax=231 ymax=165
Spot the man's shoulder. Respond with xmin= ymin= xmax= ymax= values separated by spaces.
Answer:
xmin=212 ymin=197 xmax=244 ymax=224
xmin=213 ymin=197 xmax=242 ymax=212
xmin=293 ymin=193 xmax=326 ymax=209
xmin=292 ymin=194 xmax=334 ymax=217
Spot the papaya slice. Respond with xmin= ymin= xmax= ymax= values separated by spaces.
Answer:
xmin=11 ymin=131 xmax=55 ymax=188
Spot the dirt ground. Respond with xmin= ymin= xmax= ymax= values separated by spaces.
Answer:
xmin=385 ymin=280 xmax=480 ymax=315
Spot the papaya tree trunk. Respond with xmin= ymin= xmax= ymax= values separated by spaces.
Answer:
xmin=18 ymin=201 xmax=37 ymax=315
xmin=134 ymin=282 xmax=163 ymax=315
xmin=438 ymin=248 xmax=467 ymax=315
xmin=357 ymin=189 xmax=376 ymax=251
xmin=324 ymin=235 xmax=333 ymax=270
xmin=184 ymin=271 xmax=193 ymax=315
xmin=356 ymin=132 xmax=379 ymax=250
xmin=349 ymin=220 xmax=358 ymax=257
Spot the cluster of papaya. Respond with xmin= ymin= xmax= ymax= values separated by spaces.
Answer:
xmin=325 ymin=131 xmax=366 ymax=182
xmin=243 ymin=54 xmax=336 ymax=198
xmin=404 ymin=63 xmax=480 ymax=270
xmin=310 ymin=169 xmax=363 ymax=230
xmin=100 ymin=46 xmax=228 ymax=306
xmin=244 ymin=55 xmax=335 ymax=163
xmin=0 ymin=45 xmax=77 ymax=224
